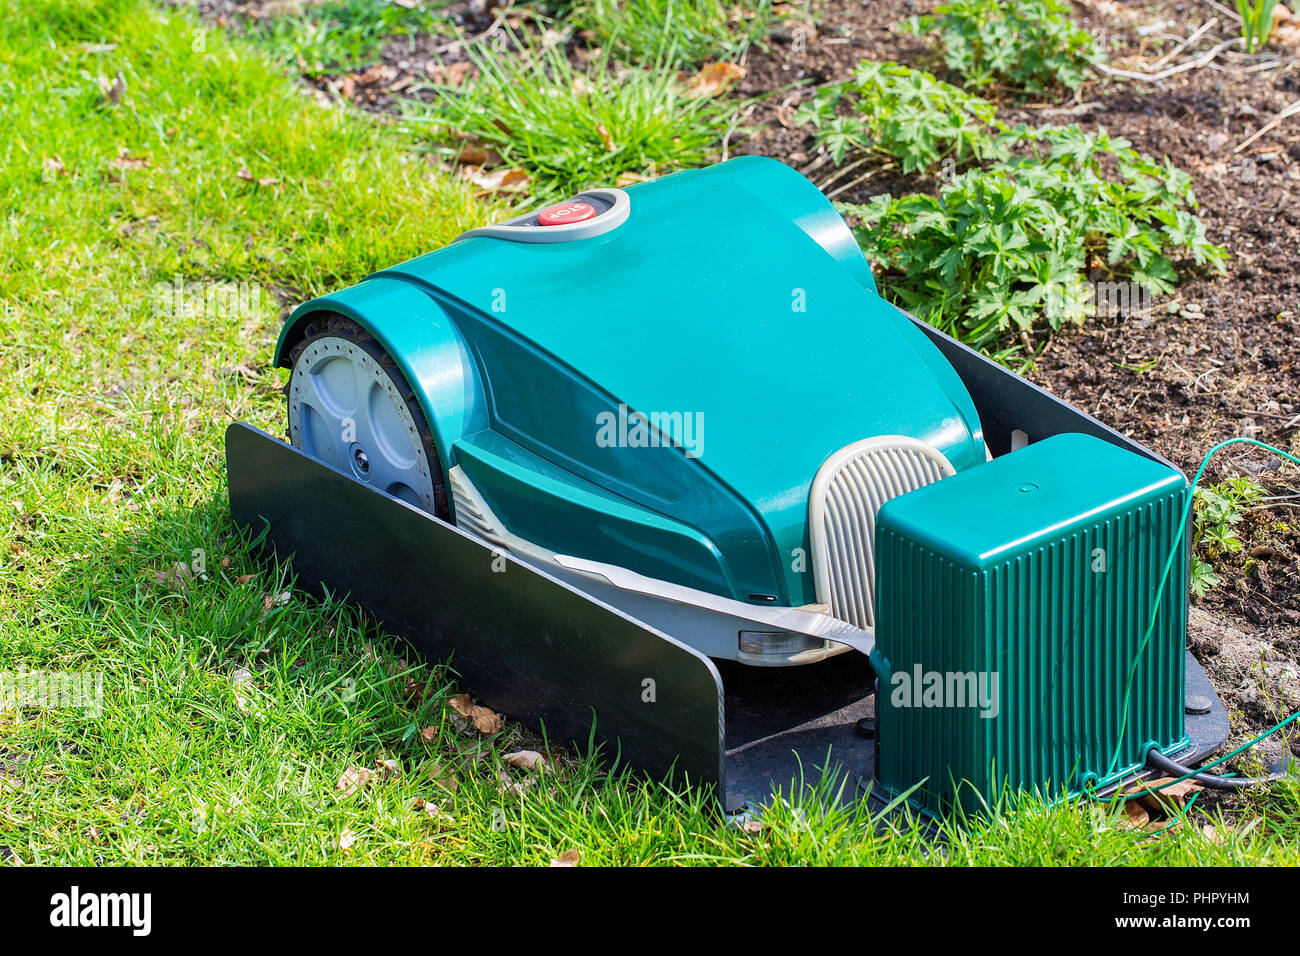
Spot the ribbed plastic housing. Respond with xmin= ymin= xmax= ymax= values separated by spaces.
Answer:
xmin=873 ymin=433 xmax=1189 ymax=816
xmin=447 ymin=466 xmax=508 ymax=549
xmin=809 ymin=437 xmax=955 ymax=630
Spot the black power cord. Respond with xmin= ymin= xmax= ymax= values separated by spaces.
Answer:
xmin=1146 ymin=747 xmax=1286 ymax=791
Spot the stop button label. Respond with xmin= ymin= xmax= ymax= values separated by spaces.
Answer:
xmin=538 ymin=201 xmax=597 ymax=226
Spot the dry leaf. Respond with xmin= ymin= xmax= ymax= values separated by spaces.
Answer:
xmin=1118 ymin=800 xmax=1150 ymax=830
xmin=152 ymin=563 xmax=191 ymax=593
xmin=42 ymin=155 xmax=69 ymax=177
xmin=419 ymin=725 xmax=438 ymax=742
xmin=375 ymin=758 xmax=400 ymax=780
xmin=232 ymin=666 xmax=256 ymax=714
xmin=338 ymin=827 xmax=357 ymax=850
xmin=263 ymin=0 xmax=306 ymax=15
xmin=502 ymin=750 xmax=549 ymax=773
xmin=426 ymin=761 xmax=459 ymax=793
xmin=421 ymin=799 xmax=454 ymax=826
xmin=427 ymin=61 xmax=474 ymax=87
xmin=596 ymin=123 xmax=616 ymax=151
xmin=448 ymin=693 xmax=504 ymax=735
xmin=234 ymin=168 xmax=278 ymax=186
xmin=456 ymin=143 xmax=504 ymax=167
xmin=741 ymin=818 xmax=764 ymax=834
xmin=235 ymin=167 xmax=278 ymax=187
xmin=111 ymin=148 xmax=149 ymax=171
xmin=403 ymin=676 xmax=433 ymax=703
xmin=456 ymin=738 xmax=490 ymax=766
xmin=336 ymin=765 xmax=373 ymax=799
xmin=98 ymin=73 xmax=125 ymax=106
xmin=496 ymin=767 xmax=533 ymax=796
xmin=262 ymin=591 xmax=291 ymax=613
xmin=550 ymin=848 xmax=581 ymax=867
xmin=682 ymin=62 xmax=745 ymax=98
xmin=461 ymin=166 xmax=531 ymax=198
xmin=1276 ymin=22 xmax=1300 ymax=48
xmin=234 ymin=573 xmax=254 ymax=585
xmin=1132 ymin=776 xmax=1203 ymax=816
xmin=1201 ymin=823 xmax=1226 ymax=844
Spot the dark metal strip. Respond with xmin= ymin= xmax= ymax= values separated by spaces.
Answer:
xmin=225 ymin=423 xmax=726 ymax=790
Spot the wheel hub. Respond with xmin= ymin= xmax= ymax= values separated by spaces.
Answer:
xmin=350 ymin=444 xmax=371 ymax=478
xmin=287 ymin=336 xmax=435 ymax=512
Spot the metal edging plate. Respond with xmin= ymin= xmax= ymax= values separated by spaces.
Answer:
xmin=225 ymin=423 xmax=725 ymax=792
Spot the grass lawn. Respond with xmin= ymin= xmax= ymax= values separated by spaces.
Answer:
xmin=1 ymin=0 xmax=1297 ymax=865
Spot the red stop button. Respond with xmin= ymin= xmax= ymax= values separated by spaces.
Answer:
xmin=538 ymin=201 xmax=597 ymax=226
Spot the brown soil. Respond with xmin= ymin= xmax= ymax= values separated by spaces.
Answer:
xmin=201 ymin=0 xmax=1300 ymax=773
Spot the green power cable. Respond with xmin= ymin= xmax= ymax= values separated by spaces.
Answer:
xmin=1104 ymin=437 xmax=1300 ymax=784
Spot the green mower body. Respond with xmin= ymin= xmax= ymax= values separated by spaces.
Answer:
xmin=275 ymin=157 xmax=986 ymax=611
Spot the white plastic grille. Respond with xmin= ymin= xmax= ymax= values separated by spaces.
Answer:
xmin=809 ymin=437 xmax=955 ymax=630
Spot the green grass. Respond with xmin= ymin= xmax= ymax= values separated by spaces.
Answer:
xmin=243 ymin=0 xmax=450 ymax=75
xmin=1 ymin=0 xmax=1298 ymax=866
xmin=409 ymin=32 xmax=742 ymax=201
xmin=572 ymin=0 xmax=776 ymax=67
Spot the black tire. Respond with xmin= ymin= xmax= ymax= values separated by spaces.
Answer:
xmin=285 ymin=314 xmax=450 ymax=520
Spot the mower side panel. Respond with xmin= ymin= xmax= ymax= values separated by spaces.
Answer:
xmin=226 ymin=423 xmax=726 ymax=790
xmin=453 ymin=431 xmax=740 ymax=597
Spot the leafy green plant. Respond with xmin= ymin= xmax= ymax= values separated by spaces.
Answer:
xmin=574 ymin=0 xmax=776 ymax=66
xmin=906 ymin=0 xmax=1102 ymax=94
xmin=248 ymin=0 xmax=446 ymax=74
xmin=409 ymin=35 xmax=739 ymax=199
xmin=794 ymin=62 xmax=1004 ymax=173
xmin=1191 ymin=477 xmax=1266 ymax=595
xmin=1237 ymin=0 xmax=1281 ymax=52
xmin=841 ymin=125 xmax=1227 ymax=349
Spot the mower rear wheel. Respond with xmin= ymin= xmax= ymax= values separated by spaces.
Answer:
xmin=285 ymin=315 xmax=449 ymax=519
